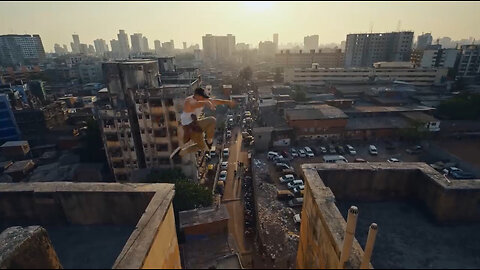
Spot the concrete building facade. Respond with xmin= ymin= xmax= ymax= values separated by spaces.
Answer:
xmin=345 ymin=31 xmax=414 ymax=68
xmin=285 ymin=62 xmax=448 ymax=86
xmin=0 ymin=94 xmax=21 ymax=143
xmin=275 ymin=49 xmax=344 ymax=69
xmin=416 ymin=33 xmax=433 ymax=50
xmin=201 ymin=34 xmax=235 ymax=62
xmin=457 ymin=44 xmax=480 ymax=78
xmin=304 ymin=35 xmax=319 ymax=51
xmin=97 ymin=59 xmax=200 ymax=182
xmin=0 ymin=34 xmax=46 ymax=67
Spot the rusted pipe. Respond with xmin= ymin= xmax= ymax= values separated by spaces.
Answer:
xmin=360 ymin=223 xmax=378 ymax=269
xmin=339 ymin=206 xmax=359 ymax=268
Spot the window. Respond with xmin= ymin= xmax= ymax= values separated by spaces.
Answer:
xmin=156 ymin=144 xmax=168 ymax=151
xmin=145 ymin=114 xmax=150 ymax=120
xmin=141 ymin=129 xmax=145 ymax=134
xmin=165 ymin=99 xmax=174 ymax=106
xmin=138 ymin=115 xmax=143 ymax=119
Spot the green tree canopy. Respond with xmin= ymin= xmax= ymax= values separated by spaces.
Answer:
xmin=437 ymin=93 xmax=480 ymax=120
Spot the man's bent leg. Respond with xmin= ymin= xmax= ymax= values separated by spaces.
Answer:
xmin=197 ymin=116 xmax=216 ymax=144
xmin=179 ymin=131 xmax=208 ymax=157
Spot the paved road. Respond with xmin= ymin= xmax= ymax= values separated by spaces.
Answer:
xmin=221 ymin=126 xmax=250 ymax=266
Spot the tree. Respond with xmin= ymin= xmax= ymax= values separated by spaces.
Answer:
xmin=293 ymin=88 xmax=307 ymax=102
xmin=145 ymin=169 xmax=212 ymax=212
xmin=437 ymin=93 xmax=480 ymax=120
xmin=239 ymin=66 xmax=253 ymax=82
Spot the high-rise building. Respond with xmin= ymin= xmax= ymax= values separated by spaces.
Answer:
xmin=162 ymin=41 xmax=175 ymax=55
xmin=94 ymin=39 xmax=109 ymax=56
xmin=275 ymin=49 xmax=344 ymax=69
xmin=201 ymin=34 xmax=236 ymax=61
xmin=235 ymin=43 xmax=249 ymax=51
xmin=0 ymin=34 xmax=46 ymax=67
xmin=71 ymin=34 xmax=81 ymax=54
xmin=63 ymin=44 xmax=68 ymax=53
xmin=130 ymin=33 xmax=143 ymax=54
xmin=142 ymin=36 xmax=149 ymax=52
xmin=54 ymin=44 xmax=67 ymax=55
xmin=273 ymin=33 xmax=279 ymax=51
xmin=420 ymin=46 xmax=459 ymax=69
xmin=88 ymin=45 xmax=96 ymax=55
xmin=416 ymin=33 xmax=433 ymax=50
xmin=304 ymin=35 xmax=319 ymax=51
xmin=154 ymin=40 xmax=162 ymax=55
xmin=79 ymin=44 xmax=88 ymax=55
xmin=110 ymin=39 xmax=120 ymax=58
xmin=117 ymin=30 xmax=130 ymax=59
xmin=97 ymin=59 xmax=201 ymax=182
xmin=258 ymin=41 xmax=276 ymax=58
xmin=183 ymin=42 xmax=187 ymax=50
xmin=457 ymin=44 xmax=480 ymax=77
xmin=344 ymin=31 xmax=414 ymax=68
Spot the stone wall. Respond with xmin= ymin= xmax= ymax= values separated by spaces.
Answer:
xmin=0 ymin=226 xmax=62 ymax=269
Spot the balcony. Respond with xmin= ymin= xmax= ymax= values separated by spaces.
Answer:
xmin=106 ymin=141 xmax=121 ymax=148
xmin=150 ymin=106 xmax=164 ymax=116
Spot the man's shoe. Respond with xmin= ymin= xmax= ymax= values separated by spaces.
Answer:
xmin=170 ymin=146 xmax=182 ymax=160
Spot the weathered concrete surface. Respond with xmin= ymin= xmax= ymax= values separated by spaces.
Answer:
xmin=0 ymin=226 xmax=62 ymax=269
xmin=311 ymin=162 xmax=480 ymax=223
xmin=0 ymin=182 xmax=179 ymax=269
xmin=296 ymin=166 xmax=368 ymax=269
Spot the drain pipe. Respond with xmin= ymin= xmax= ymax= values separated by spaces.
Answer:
xmin=360 ymin=223 xmax=378 ymax=269
xmin=339 ymin=206 xmax=359 ymax=268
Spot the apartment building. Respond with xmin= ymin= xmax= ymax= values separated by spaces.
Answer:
xmin=457 ymin=44 xmax=480 ymax=78
xmin=97 ymin=59 xmax=200 ymax=182
xmin=275 ymin=49 xmax=344 ymax=69
xmin=345 ymin=31 xmax=414 ymax=68
xmin=0 ymin=34 xmax=46 ymax=67
xmin=285 ymin=62 xmax=448 ymax=86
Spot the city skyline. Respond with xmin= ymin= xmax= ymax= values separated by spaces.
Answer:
xmin=0 ymin=1 xmax=479 ymax=52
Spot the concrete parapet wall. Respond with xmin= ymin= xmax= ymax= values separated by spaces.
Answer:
xmin=0 ymin=226 xmax=62 ymax=269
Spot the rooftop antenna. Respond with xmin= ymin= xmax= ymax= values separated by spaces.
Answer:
xmin=369 ymin=22 xmax=374 ymax=33
xmin=397 ymin=20 xmax=402 ymax=32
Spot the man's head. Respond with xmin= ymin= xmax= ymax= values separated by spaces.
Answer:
xmin=193 ymin=87 xmax=210 ymax=101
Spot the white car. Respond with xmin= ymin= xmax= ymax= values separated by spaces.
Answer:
xmin=279 ymin=174 xmax=295 ymax=183
xmin=369 ymin=145 xmax=378 ymax=155
xmin=288 ymin=180 xmax=304 ymax=190
xmin=268 ymin=151 xmax=280 ymax=160
xmin=293 ymin=185 xmax=305 ymax=194
xmin=387 ymin=158 xmax=400 ymax=163
xmin=304 ymin=147 xmax=315 ymax=158
xmin=219 ymin=170 xmax=227 ymax=181
xmin=223 ymin=148 xmax=229 ymax=158
xmin=226 ymin=130 xmax=231 ymax=138
xmin=290 ymin=148 xmax=299 ymax=158
xmin=298 ymin=149 xmax=307 ymax=158
xmin=221 ymin=161 xmax=228 ymax=170
xmin=346 ymin=145 xmax=357 ymax=155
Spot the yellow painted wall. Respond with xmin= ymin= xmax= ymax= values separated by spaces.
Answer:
xmin=142 ymin=203 xmax=181 ymax=269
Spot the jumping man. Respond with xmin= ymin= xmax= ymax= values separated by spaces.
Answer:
xmin=170 ymin=87 xmax=236 ymax=160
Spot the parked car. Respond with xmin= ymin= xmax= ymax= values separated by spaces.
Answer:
xmin=369 ymin=145 xmax=378 ymax=155
xmin=298 ymin=149 xmax=307 ymax=158
xmin=219 ymin=170 xmax=227 ymax=181
xmin=387 ymin=158 xmax=400 ymax=163
xmin=288 ymin=198 xmax=304 ymax=208
xmin=226 ymin=130 xmax=232 ymax=138
xmin=336 ymin=145 xmax=345 ymax=155
xmin=288 ymin=180 xmax=304 ymax=190
xmin=346 ymin=145 xmax=356 ymax=155
xmin=291 ymin=148 xmax=299 ymax=158
xmin=451 ymin=170 xmax=475 ymax=179
xmin=319 ymin=146 xmax=327 ymax=154
xmin=293 ymin=214 xmax=301 ymax=224
xmin=354 ymin=158 xmax=367 ymax=163
xmin=223 ymin=148 xmax=229 ymax=158
xmin=221 ymin=161 xmax=228 ymax=170
xmin=276 ymin=163 xmax=294 ymax=172
xmin=268 ymin=151 xmax=280 ymax=160
xmin=323 ymin=155 xmax=348 ymax=163
xmin=293 ymin=185 xmax=305 ymax=195
xmin=279 ymin=174 xmax=295 ymax=183
xmin=273 ymin=155 xmax=285 ymax=162
xmin=328 ymin=144 xmax=336 ymax=154
xmin=304 ymin=147 xmax=315 ymax=158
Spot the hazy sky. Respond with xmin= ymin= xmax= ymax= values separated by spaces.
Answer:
xmin=1 ymin=1 xmax=479 ymax=52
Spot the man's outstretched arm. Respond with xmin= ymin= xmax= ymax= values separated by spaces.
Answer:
xmin=210 ymin=99 xmax=236 ymax=107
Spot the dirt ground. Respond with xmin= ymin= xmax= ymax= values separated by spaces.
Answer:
xmin=435 ymin=138 xmax=480 ymax=168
